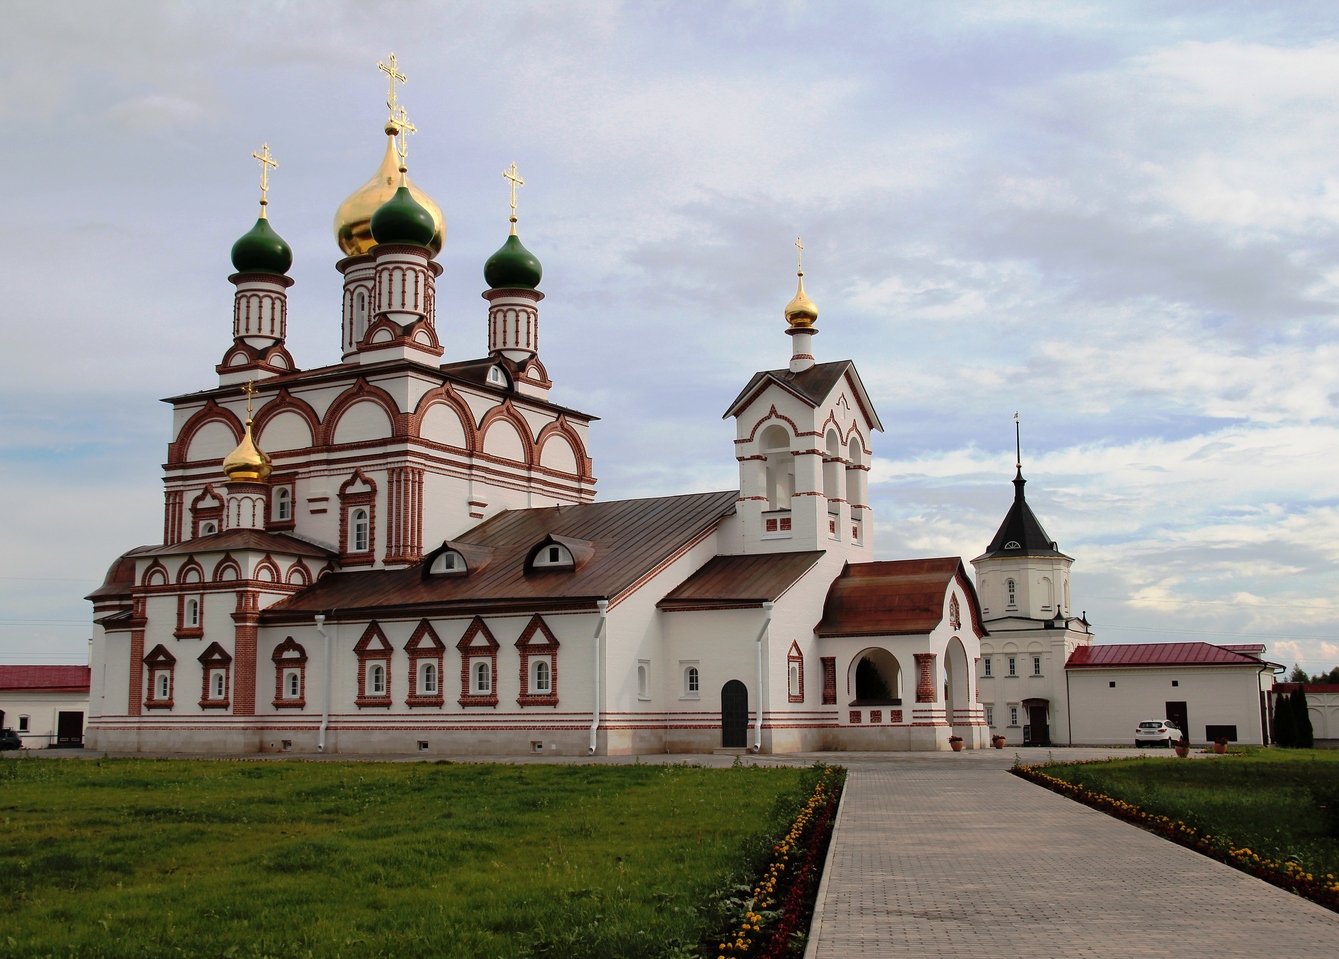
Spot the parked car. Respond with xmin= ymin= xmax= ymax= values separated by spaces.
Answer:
xmin=1135 ymin=720 xmax=1179 ymax=747
xmin=0 ymin=728 xmax=21 ymax=751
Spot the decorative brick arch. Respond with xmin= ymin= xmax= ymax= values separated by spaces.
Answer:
xmin=284 ymin=559 xmax=312 ymax=586
xmin=253 ymin=554 xmax=282 ymax=584
xmin=353 ymin=622 xmax=394 ymax=708
xmin=787 ymin=640 xmax=805 ymax=704
xmin=404 ymin=619 xmax=446 ymax=708
xmin=477 ymin=399 xmax=536 ymax=465
xmin=739 ymin=405 xmax=811 ymax=445
xmin=198 ymin=641 xmax=233 ymax=710
xmin=143 ymin=644 xmax=176 ymax=710
xmin=338 ymin=469 xmax=378 ymax=565
xmin=409 ymin=384 xmax=479 ymax=451
xmin=534 ymin=416 xmax=593 ymax=479
xmin=456 ymin=616 xmax=500 ymax=708
xmin=140 ymin=560 xmax=169 ymax=587
xmin=272 ymin=636 xmax=308 ymax=709
xmin=515 ymin=614 xmax=559 ymax=707
xmin=190 ymin=485 xmax=225 ymax=538
xmin=250 ymin=388 xmax=321 ymax=446
xmin=169 ymin=401 xmax=243 ymax=465
xmin=320 ymin=378 xmax=407 ymax=445
xmin=175 ymin=557 xmax=205 ymax=585
xmin=212 ymin=553 xmax=242 ymax=583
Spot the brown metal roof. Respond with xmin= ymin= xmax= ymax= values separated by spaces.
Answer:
xmin=85 ymin=551 xmax=140 ymax=601
xmin=264 ymin=490 xmax=739 ymax=624
xmin=722 ymin=360 xmax=884 ymax=432
xmin=135 ymin=529 xmax=335 ymax=559
xmin=814 ymin=557 xmax=984 ymax=638
xmin=657 ymin=551 xmax=826 ymax=610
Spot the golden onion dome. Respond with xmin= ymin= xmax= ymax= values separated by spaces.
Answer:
xmin=784 ymin=273 xmax=818 ymax=329
xmin=222 ymin=422 xmax=272 ymax=483
xmin=334 ymin=130 xmax=444 ymax=257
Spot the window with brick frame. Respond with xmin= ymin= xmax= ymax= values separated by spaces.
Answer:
xmin=404 ymin=619 xmax=446 ymax=708
xmin=271 ymin=636 xmax=308 ymax=709
xmin=353 ymin=622 xmax=394 ymax=708
xmin=143 ymin=644 xmax=176 ymax=710
xmin=338 ymin=471 xmax=377 ymax=565
xmin=515 ymin=614 xmax=559 ymax=707
xmin=456 ymin=616 xmax=500 ymax=708
xmin=787 ymin=641 xmax=805 ymax=703
xmin=197 ymin=641 xmax=232 ymax=709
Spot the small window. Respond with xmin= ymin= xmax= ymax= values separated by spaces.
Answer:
xmin=370 ymin=663 xmax=386 ymax=695
xmin=156 ymin=673 xmax=169 ymax=699
xmin=1004 ymin=540 xmax=1021 ymax=550
xmin=286 ymin=670 xmax=300 ymax=698
xmin=18 ymin=715 xmax=29 ymax=733
xmin=211 ymin=670 xmax=225 ymax=699
xmin=788 ymin=663 xmax=801 ymax=699
xmin=1007 ymin=657 xmax=1017 ymax=677
xmin=355 ymin=291 xmax=367 ymax=339
xmin=488 ymin=366 xmax=506 ymax=386
xmin=985 ymin=705 xmax=994 ymax=727
xmin=637 ymin=662 xmax=650 ymax=700
xmin=1009 ymin=706 xmax=1018 ymax=726
xmin=534 ymin=659 xmax=551 ymax=693
xmin=1006 ymin=579 xmax=1017 ymax=606
xmin=429 ymin=550 xmax=465 ymax=575
xmin=185 ymin=598 xmax=200 ymax=628
xmin=275 ymin=488 xmax=292 ymax=521
xmin=201 ymin=521 xmax=217 ymax=535
xmin=984 ymin=658 xmax=992 ymax=677
xmin=1032 ymin=656 xmax=1042 ymax=676
xmin=474 ymin=661 xmax=491 ymax=694
xmin=422 ymin=662 xmax=438 ymax=694
xmin=1171 ymin=680 xmax=1179 ymax=687
xmin=1109 ymin=681 xmax=1116 ymax=688
xmin=686 ymin=666 xmax=699 ymax=695
xmin=532 ymin=543 xmax=575 ymax=568
xmin=351 ymin=508 xmax=369 ymax=553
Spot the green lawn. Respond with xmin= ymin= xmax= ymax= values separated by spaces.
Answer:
xmin=0 ymin=757 xmax=815 ymax=959
xmin=1039 ymin=749 xmax=1339 ymax=878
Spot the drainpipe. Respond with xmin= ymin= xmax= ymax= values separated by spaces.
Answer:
xmin=315 ymin=614 xmax=331 ymax=753
xmin=588 ymin=600 xmax=608 ymax=755
xmin=752 ymin=601 xmax=774 ymax=752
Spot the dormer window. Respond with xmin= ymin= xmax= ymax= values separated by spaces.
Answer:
xmin=429 ymin=550 xmax=466 ymax=575
xmin=1004 ymin=540 xmax=1021 ymax=550
xmin=488 ymin=366 xmax=507 ymax=387
xmin=533 ymin=544 xmax=574 ymax=568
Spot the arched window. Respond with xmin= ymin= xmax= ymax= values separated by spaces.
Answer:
xmin=1042 ymin=577 xmax=1053 ymax=610
xmin=534 ymin=659 xmax=550 ymax=693
xmin=355 ymin=291 xmax=367 ymax=340
xmin=370 ymin=663 xmax=386 ymax=695
xmin=286 ymin=670 xmax=300 ymax=699
xmin=185 ymin=598 xmax=199 ymax=628
xmin=429 ymin=550 xmax=465 ymax=574
xmin=760 ymin=425 xmax=794 ymax=512
xmin=421 ymin=661 xmax=438 ymax=694
xmin=637 ymin=662 xmax=650 ymax=700
xmin=201 ymin=521 xmax=217 ymax=535
xmin=156 ymin=673 xmax=169 ymax=699
xmin=212 ymin=671 xmax=225 ymax=699
xmin=474 ymin=660 xmax=491 ymax=694
xmin=1006 ymin=579 xmax=1017 ymax=607
xmin=823 ymin=429 xmax=842 ymax=509
xmin=351 ymin=508 xmax=369 ymax=553
xmin=686 ymin=666 xmax=699 ymax=694
xmin=789 ymin=663 xmax=801 ymax=698
xmin=275 ymin=488 xmax=292 ymax=521
xmin=531 ymin=544 xmax=575 ymax=568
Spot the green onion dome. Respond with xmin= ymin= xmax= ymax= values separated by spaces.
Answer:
xmin=370 ymin=184 xmax=437 ymax=249
xmin=484 ymin=233 xmax=543 ymax=290
xmin=230 ymin=216 xmax=292 ymax=275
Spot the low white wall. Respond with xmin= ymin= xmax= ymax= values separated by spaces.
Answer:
xmin=1068 ymin=665 xmax=1268 ymax=745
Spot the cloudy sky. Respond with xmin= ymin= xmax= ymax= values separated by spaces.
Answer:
xmin=4 ymin=1 xmax=1339 ymax=674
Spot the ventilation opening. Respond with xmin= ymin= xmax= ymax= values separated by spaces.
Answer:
xmin=281 ymin=740 xmax=292 ymax=751
xmin=531 ymin=741 xmax=544 ymax=753
xmin=418 ymin=740 xmax=430 ymax=751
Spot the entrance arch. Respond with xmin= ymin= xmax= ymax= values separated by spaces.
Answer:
xmin=721 ymin=680 xmax=749 ymax=748
xmin=848 ymin=648 xmax=902 ymax=705
xmin=945 ymin=637 xmax=970 ymax=725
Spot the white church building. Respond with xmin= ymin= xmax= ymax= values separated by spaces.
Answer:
xmin=84 ymin=78 xmax=1000 ymax=756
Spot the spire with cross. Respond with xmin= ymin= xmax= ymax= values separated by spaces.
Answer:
xmin=795 ymin=235 xmax=804 ymax=277
xmin=503 ymin=162 xmax=524 ymax=235
xmin=241 ymin=379 xmax=259 ymax=424
xmin=393 ymin=105 xmax=416 ymax=176
xmin=378 ymin=53 xmax=407 ymax=123
xmin=252 ymin=143 xmax=278 ymax=217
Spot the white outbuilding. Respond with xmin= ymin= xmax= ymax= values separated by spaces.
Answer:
xmin=0 ymin=666 xmax=91 ymax=748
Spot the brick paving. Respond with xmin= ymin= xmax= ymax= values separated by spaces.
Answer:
xmin=806 ymin=750 xmax=1339 ymax=958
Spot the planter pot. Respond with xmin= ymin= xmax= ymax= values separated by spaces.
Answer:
xmin=1175 ymin=746 xmax=1190 ymax=758
xmin=950 ymin=740 xmax=964 ymax=752
xmin=1214 ymin=742 xmax=1227 ymax=754
xmin=992 ymin=737 xmax=1006 ymax=749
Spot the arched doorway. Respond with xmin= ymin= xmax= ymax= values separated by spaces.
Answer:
xmin=721 ymin=680 xmax=749 ymax=748
xmin=945 ymin=637 xmax=970 ymax=725
xmin=848 ymin=648 xmax=902 ymax=705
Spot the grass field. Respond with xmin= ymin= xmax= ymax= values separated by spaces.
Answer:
xmin=1038 ymin=749 xmax=1339 ymax=878
xmin=0 ymin=757 xmax=816 ymax=959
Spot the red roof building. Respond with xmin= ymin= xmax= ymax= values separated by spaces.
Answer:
xmin=0 ymin=665 xmax=91 ymax=693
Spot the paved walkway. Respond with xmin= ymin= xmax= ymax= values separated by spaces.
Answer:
xmin=804 ymin=749 xmax=1339 ymax=958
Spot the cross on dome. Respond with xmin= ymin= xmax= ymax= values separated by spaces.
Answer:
xmin=503 ymin=162 xmax=525 ymax=235
xmin=252 ymin=143 xmax=278 ymax=215
xmin=393 ymin=105 xmax=416 ymax=174
xmin=378 ymin=53 xmax=407 ymax=121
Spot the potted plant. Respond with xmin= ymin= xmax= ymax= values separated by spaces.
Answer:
xmin=949 ymin=735 xmax=964 ymax=752
xmin=991 ymin=734 xmax=1006 ymax=749
xmin=1213 ymin=736 xmax=1229 ymax=754
xmin=1175 ymin=735 xmax=1191 ymax=758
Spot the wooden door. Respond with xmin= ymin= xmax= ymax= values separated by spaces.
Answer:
xmin=56 ymin=711 xmax=83 ymax=747
xmin=721 ymin=680 xmax=748 ymax=748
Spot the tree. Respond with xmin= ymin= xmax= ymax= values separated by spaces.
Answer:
xmin=1273 ymin=690 xmax=1297 ymax=747
xmin=1293 ymin=686 xmax=1314 ymax=749
xmin=1290 ymin=665 xmax=1311 ymax=683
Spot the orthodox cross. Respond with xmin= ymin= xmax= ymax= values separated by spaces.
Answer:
xmin=503 ymin=162 xmax=524 ymax=233
xmin=795 ymin=236 xmax=804 ymax=275
xmin=1014 ymin=411 xmax=1021 ymax=469
xmin=378 ymin=53 xmax=407 ymax=119
xmin=393 ymin=105 xmax=416 ymax=171
xmin=252 ymin=143 xmax=278 ymax=212
xmin=242 ymin=379 xmax=259 ymax=422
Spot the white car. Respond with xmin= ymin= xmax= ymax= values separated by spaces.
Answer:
xmin=1135 ymin=720 xmax=1180 ymax=747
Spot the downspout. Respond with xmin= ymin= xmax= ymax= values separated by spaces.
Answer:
xmin=752 ymin=601 xmax=774 ymax=752
xmin=315 ymin=614 xmax=331 ymax=753
xmin=587 ymin=600 xmax=608 ymax=755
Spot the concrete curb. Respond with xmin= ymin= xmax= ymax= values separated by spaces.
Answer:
xmin=801 ymin=768 xmax=850 ymax=959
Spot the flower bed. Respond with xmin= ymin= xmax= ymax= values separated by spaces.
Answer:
xmin=1011 ymin=759 xmax=1339 ymax=912
xmin=712 ymin=766 xmax=845 ymax=958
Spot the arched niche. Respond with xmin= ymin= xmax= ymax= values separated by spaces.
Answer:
xmin=332 ymin=400 xmax=393 ymax=445
xmin=257 ymin=411 xmax=313 ymax=452
xmin=420 ymin=402 xmax=469 ymax=449
xmin=483 ymin=418 xmax=527 ymax=462
xmin=848 ymin=647 xmax=902 ymax=706
xmin=187 ymin=421 xmax=240 ymax=461
xmin=539 ymin=435 xmax=578 ymax=474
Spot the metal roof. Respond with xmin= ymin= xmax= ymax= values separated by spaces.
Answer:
xmin=973 ymin=469 xmax=1069 ymax=561
xmin=722 ymin=360 xmax=884 ymax=432
xmin=264 ymin=490 xmax=739 ymax=623
xmin=814 ymin=557 xmax=984 ymax=638
xmin=657 ymin=551 xmax=825 ymax=610
xmin=134 ymin=529 xmax=335 ymax=559
xmin=1066 ymin=642 xmax=1279 ymax=669
xmin=0 ymin=665 xmax=91 ymax=692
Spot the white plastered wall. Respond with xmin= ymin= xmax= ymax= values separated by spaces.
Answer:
xmin=1068 ymin=665 xmax=1270 ymax=745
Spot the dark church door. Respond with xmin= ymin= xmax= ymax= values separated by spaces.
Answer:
xmin=1025 ymin=706 xmax=1049 ymax=746
xmin=56 ymin=711 xmax=83 ymax=747
xmin=1165 ymin=702 xmax=1189 ymax=742
xmin=721 ymin=680 xmax=748 ymax=748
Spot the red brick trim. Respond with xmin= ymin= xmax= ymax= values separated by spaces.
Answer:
xmin=251 ymin=389 xmax=320 ymax=450
xmin=515 ymin=614 xmax=559 ymax=707
xmin=914 ymin=652 xmax=937 ymax=703
xmin=212 ymin=553 xmax=243 ymax=583
xmin=284 ymin=559 xmax=312 ymax=586
xmin=164 ymin=489 xmax=184 ymax=546
xmin=534 ymin=415 xmax=594 ymax=479
xmin=385 ymin=467 xmax=424 ymax=565
xmin=143 ymin=644 xmax=176 ymax=710
xmin=456 ymin=616 xmax=500 ymax=708
xmin=128 ymin=627 xmax=145 ymax=716
xmin=320 ymin=378 xmax=408 ymax=446
xmin=231 ymin=590 xmax=259 ymax=715
xmin=174 ymin=592 xmax=204 ymax=640
xmin=408 ymin=384 xmax=479 ymax=451
xmin=787 ymin=640 xmax=805 ymax=704
xmin=338 ymin=470 xmax=378 ymax=566
xmin=197 ymin=641 xmax=233 ymax=709
xmin=477 ymin=399 xmax=536 ymax=466
xmin=271 ymin=636 xmax=308 ymax=709
xmin=404 ymin=619 xmax=445 ymax=708
xmin=190 ymin=485 xmax=225 ymax=539
xmin=169 ymin=400 xmax=243 ymax=465
xmin=141 ymin=559 xmax=169 ymax=587
xmin=820 ymin=656 xmax=836 ymax=705
xmin=353 ymin=621 xmax=394 ymax=708
xmin=175 ymin=557 xmax=206 ymax=585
